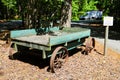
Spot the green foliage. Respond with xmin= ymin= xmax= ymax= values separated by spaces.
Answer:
xmin=1 ymin=0 xmax=120 ymax=23
xmin=72 ymin=0 xmax=98 ymax=20
xmin=72 ymin=0 xmax=79 ymax=20
xmin=1 ymin=0 xmax=17 ymax=19
xmin=1 ymin=0 xmax=17 ymax=10
xmin=80 ymin=0 xmax=98 ymax=15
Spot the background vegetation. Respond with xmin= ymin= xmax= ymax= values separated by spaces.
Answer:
xmin=0 ymin=0 xmax=120 ymax=28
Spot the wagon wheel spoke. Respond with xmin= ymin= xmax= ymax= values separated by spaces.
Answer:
xmin=54 ymin=56 xmax=59 ymax=61
xmin=50 ymin=46 xmax=69 ymax=73
xmin=54 ymin=60 xmax=62 ymax=68
xmin=58 ymin=51 xmax=62 ymax=58
xmin=62 ymin=50 xmax=68 ymax=57
xmin=54 ymin=61 xmax=59 ymax=68
xmin=54 ymin=57 xmax=60 ymax=64
xmin=54 ymin=51 xmax=65 ymax=68
xmin=58 ymin=50 xmax=66 ymax=59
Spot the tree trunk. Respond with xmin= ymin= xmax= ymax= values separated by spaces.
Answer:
xmin=60 ymin=0 xmax=72 ymax=27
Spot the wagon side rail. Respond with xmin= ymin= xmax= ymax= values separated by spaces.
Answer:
xmin=10 ymin=29 xmax=36 ymax=38
xmin=49 ymin=30 xmax=91 ymax=46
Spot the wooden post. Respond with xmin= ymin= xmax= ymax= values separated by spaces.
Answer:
xmin=104 ymin=26 xmax=109 ymax=56
xmin=103 ymin=16 xmax=113 ymax=56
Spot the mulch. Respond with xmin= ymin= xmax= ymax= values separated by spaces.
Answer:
xmin=0 ymin=40 xmax=120 ymax=80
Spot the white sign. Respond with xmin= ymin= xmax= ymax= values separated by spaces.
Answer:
xmin=103 ymin=16 xmax=113 ymax=26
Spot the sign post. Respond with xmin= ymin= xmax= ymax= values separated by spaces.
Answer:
xmin=103 ymin=16 xmax=113 ymax=56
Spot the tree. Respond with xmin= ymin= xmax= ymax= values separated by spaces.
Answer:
xmin=1 ymin=0 xmax=120 ymax=28
xmin=0 ymin=0 xmax=6 ymax=19
xmin=72 ymin=0 xmax=98 ymax=20
xmin=60 ymin=0 xmax=72 ymax=27
xmin=72 ymin=0 xmax=79 ymax=20
xmin=1 ymin=0 xmax=17 ymax=19
xmin=16 ymin=0 xmax=72 ymax=29
xmin=79 ymin=0 xmax=98 ymax=15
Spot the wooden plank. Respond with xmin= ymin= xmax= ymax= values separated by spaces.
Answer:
xmin=10 ymin=27 xmax=59 ymax=38
xmin=12 ymin=35 xmax=50 ymax=46
xmin=50 ymin=28 xmax=90 ymax=46
xmin=10 ymin=29 xmax=36 ymax=38
xmin=12 ymin=40 xmax=51 ymax=51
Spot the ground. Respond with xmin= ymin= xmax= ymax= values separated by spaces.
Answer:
xmin=0 ymin=21 xmax=120 ymax=80
xmin=0 ymin=40 xmax=120 ymax=80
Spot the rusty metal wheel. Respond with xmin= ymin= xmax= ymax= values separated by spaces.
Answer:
xmin=50 ymin=46 xmax=69 ymax=73
xmin=84 ymin=37 xmax=95 ymax=54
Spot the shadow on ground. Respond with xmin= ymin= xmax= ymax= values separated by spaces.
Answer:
xmin=9 ymin=48 xmax=80 ymax=70
xmin=10 ymin=49 xmax=50 ymax=69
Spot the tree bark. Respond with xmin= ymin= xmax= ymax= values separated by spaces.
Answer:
xmin=60 ymin=0 xmax=72 ymax=27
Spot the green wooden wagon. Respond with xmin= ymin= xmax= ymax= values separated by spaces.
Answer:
xmin=9 ymin=27 xmax=95 ymax=73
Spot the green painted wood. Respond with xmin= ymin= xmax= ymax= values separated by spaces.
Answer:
xmin=10 ymin=27 xmax=59 ymax=38
xmin=50 ymin=28 xmax=90 ymax=46
xmin=66 ymin=39 xmax=85 ymax=50
xmin=12 ymin=40 xmax=51 ymax=51
xmin=11 ymin=29 xmax=36 ymax=38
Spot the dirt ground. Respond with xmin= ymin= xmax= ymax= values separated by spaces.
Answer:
xmin=0 ymin=40 xmax=120 ymax=80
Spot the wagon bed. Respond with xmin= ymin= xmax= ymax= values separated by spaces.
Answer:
xmin=11 ymin=27 xmax=90 ymax=46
